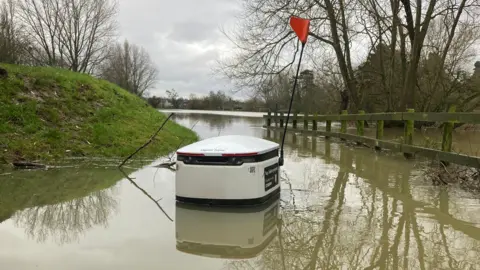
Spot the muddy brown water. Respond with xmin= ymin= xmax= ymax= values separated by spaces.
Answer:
xmin=0 ymin=110 xmax=480 ymax=269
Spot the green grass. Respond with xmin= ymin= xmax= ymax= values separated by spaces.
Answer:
xmin=0 ymin=63 xmax=198 ymax=164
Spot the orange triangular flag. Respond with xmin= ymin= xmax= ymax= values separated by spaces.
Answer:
xmin=289 ymin=16 xmax=310 ymax=44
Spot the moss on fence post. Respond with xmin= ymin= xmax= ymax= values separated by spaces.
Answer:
xmin=441 ymin=104 xmax=456 ymax=166
xmin=312 ymin=113 xmax=318 ymax=131
xmin=356 ymin=110 xmax=365 ymax=145
xmin=375 ymin=120 xmax=384 ymax=151
xmin=292 ymin=111 xmax=297 ymax=129
xmin=326 ymin=120 xmax=332 ymax=139
xmin=403 ymin=108 xmax=415 ymax=159
xmin=340 ymin=110 xmax=348 ymax=141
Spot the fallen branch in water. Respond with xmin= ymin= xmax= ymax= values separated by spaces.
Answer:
xmin=154 ymin=161 xmax=176 ymax=172
xmin=153 ymin=119 xmax=199 ymax=172
xmin=155 ymin=161 xmax=176 ymax=167
xmin=13 ymin=161 xmax=47 ymax=170
xmin=118 ymin=113 xmax=174 ymax=168
xmin=118 ymin=167 xmax=173 ymax=221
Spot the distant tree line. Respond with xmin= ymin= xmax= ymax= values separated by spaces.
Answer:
xmin=255 ymin=57 xmax=480 ymax=116
xmin=146 ymin=89 xmax=267 ymax=112
xmin=0 ymin=0 xmax=158 ymax=97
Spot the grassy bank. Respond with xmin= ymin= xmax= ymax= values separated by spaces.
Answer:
xmin=0 ymin=63 xmax=198 ymax=164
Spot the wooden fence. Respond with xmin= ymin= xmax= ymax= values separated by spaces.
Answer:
xmin=263 ymin=107 xmax=480 ymax=169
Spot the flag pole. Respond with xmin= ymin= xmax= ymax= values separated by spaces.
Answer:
xmin=279 ymin=16 xmax=310 ymax=167
xmin=279 ymin=42 xmax=305 ymax=166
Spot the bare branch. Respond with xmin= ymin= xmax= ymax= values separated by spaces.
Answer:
xmin=118 ymin=167 xmax=173 ymax=222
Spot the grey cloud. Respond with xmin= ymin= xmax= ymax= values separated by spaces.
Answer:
xmin=168 ymin=21 xmax=219 ymax=43
xmin=156 ymin=49 xmax=219 ymax=78
xmin=117 ymin=0 xmax=241 ymax=98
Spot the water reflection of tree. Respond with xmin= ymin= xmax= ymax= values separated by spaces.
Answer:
xmin=12 ymin=187 xmax=118 ymax=245
xmin=225 ymin=132 xmax=480 ymax=269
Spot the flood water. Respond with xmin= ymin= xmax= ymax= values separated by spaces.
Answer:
xmin=1 ymin=110 xmax=480 ymax=269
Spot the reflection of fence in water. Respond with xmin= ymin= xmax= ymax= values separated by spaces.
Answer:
xmin=254 ymin=130 xmax=480 ymax=269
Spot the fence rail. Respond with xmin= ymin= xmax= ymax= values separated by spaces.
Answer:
xmin=263 ymin=108 xmax=480 ymax=169
xmin=264 ymin=111 xmax=480 ymax=123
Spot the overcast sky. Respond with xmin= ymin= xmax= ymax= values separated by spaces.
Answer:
xmin=117 ymin=0 xmax=241 ymax=99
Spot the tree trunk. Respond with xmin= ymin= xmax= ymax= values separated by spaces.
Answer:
xmin=401 ymin=0 xmax=438 ymax=110
xmin=323 ymin=0 xmax=359 ymax=112
xmin=340 ymin=90 xmax=349 ymax=112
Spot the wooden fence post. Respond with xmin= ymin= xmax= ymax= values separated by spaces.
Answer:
xmin=280 ymin=112 xmax=284 ymax=127
xmin=340 ymin=110 xmax=348 ymax=141
xmin=292 ymin=111 xmax=297 ymax=129
xmin=403 ymin=108 xmax=414 ymax=159
xmin=375 ymin=119 xmax=384 ymax=151
xmin=274 ymin=108 xmax=278 ymax=127
xmin=303 ymin=112 xmax=308 ymax=130
xmin=267 ymin=110 xmax=271 ymax=127
xmin=441 ymin=104 xmax=456 ymax=166
xmin=312 ymin=113 xmax=318 ymax=131
xmin=356 ymin=110 xmax=365 ymax=145
xmin=326 ymin=119 xmax=331 ymax=139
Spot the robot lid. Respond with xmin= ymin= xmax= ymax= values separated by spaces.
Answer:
xmin=176 ymin=135 xmax=279 ymax=157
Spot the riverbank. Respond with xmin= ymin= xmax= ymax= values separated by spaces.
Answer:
xmin=0 ymin=63 xmax=198 ymax=165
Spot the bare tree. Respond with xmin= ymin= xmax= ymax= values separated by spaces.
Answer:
xmin=256 ymin=72 xmax=293 ymax=111
xmin=217 ymin=0 xmax=364 ymax=111
xmin=218 ymin=0 xmax=480 ymax=113
xmin=0 ymin=0 xmax=28 ymax=64
xmin=417 ymin=1 xmax=480 ymax=112
xmin=166 ymin=88 xmax=181 ymax=108
xmin=355 ymin=0 xmax=480 ymax=112
xmin=17 ymin=0 xmax=67 ymax=67
xmin=99 ymin=39 xmax=159 ymax=97
xmin=16 ymin=0 xmax=118 ymax=73
xmin=58 ymin=0 xmax=118 ymax=73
